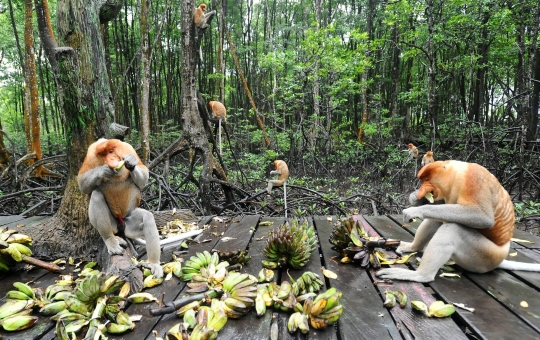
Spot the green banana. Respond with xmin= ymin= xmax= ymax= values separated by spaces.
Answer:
xmin=0 ymin=299 xmax=31 ymax=319
xmin=0 ymin=314 xmax=38 ymax=331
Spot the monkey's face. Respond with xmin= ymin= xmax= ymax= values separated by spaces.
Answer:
xmin=96 ymin=140 xmax=124 ymax=169
xmin=416 ymin=161 xmax=452 ymax=202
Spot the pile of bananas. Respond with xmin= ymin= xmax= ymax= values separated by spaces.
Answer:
xmin=263 ymin=219 xmax=317 ymax=269
xmin=0 ymin=282 xmax=38 ymax=331
xmin=289 ymin=271 xmax=324 ymax=296
xmin=212 ymin=249 xmax=251 ymax=265
xmin=330 ymin=217 xmax=400 ymax=268
xmin=219 ymin=272 xmax=258 ymax=318
xmin=257 ymin=268 xmax=274 ymax=283
xmin=162 ymin=259 xmax=182 ymax=280
xmin=288 ymin=287 xmax=343 ymax=333
xmin=0 ymin=227 xmax=34 ymax=270
xmin=180 ymin=250 xmax=228 ymax=283
xmin=255 ymin=281 xmax=298 ymax=317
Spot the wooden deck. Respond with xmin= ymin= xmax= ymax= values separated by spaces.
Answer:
xmin=1 ymin=214 xmax=540 ymax=339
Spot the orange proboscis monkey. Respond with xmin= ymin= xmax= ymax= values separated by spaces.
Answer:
xmin=407 ymin=143 xmax=419 ymax=159
xmin=78 ymin=139 xmax=163 ymax=278
xmin=421 ymin=151 xmax=435 ymax=167
xmin=267 ymin=160 xmax=289 ymax=194
xmin=376 ymin=160 xmax=540 ymax=283
xmin=193 ymin=4 xmax=215 ymax=29
xmin=209 ymin=101 xmax=227 ymax=123
xmin=209 ymin=101 xmax=227 ymax=155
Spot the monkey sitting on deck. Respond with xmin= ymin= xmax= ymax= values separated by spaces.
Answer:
xmin=78 ymin=139 xmax=163 ymax=278
xmin=376 ymin=160 xmax=540 ymax=283
xmin=267 ymin=160 xmax=289 ymax=194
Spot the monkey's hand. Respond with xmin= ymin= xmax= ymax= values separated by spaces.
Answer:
xmin=99 ymin=164 xmax=118 ymax=178
xmin=403 ymin=206 xmax=424 ymax=222
xmin=270 ymin=170 xmax=280 ymax=175
xmin=409 ymin=190 xmax=424 ymax=206
xmin=104 ymin=236 xmax=128 ymax=255
xmin=147 ymin=263 xmax=164 ymax=278
xmin=123 ymin=154 xmax=138 ymax=172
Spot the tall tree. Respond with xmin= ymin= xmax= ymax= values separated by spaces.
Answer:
xmin=28 ymin=0 xmax=121 ymax=259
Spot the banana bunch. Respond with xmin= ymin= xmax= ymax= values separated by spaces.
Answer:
xmin=257 ymin=268 xmax=274 ymax=283
xmin=212 ymin=249 xmax=251 ymax=265
xmin=307 ymin=288 xmax=343 ymax=329
xmin=162 ymin=260 xmax=183 ymax=279
xmin=165 ymin=322 xmax=189 ymax=340
xmin=329 ymin=217 xmax=363 ymax=254
xmin=263 ymin=219 xmax=317 ymax=269
xmin=106 ymin=310 xmax=135 ymax=334
xmin=180 ymin=251 xmax=228 ymax=283
xmin=219 ymin=272 xmax=258 ymax=318
xmin=271 ymin=281 xmax=297 ymax=312
xmin=412 ymin=300 xmax=456 ymax=317
xmin=189 ymin=300 xmax=229 ymax=340
xmin=383 ymin=290 xmax=407 ymax=308
xmin=0 ymin=228 xmax=34 ymax=269
xmin=0 ymin=281 xmax=38 ymax=331
xmin=290 ymin=271 xmax=324 ymax=296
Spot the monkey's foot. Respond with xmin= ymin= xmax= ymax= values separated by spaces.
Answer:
xmin=376 ymin=268 xmax=434 ymax=283
xmin=105 ymin=236 xmax=127 ymax=255
xmin=147 ymin=263 xmax=164 ymax=278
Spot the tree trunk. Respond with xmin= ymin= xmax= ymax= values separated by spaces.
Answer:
xmin=29 ymin=0 xmax=124 ymax=268
xmin=140 ymin=0 xmax=151 ymax=163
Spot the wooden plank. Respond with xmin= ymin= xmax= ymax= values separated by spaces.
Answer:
xmin=0 ymin=215 xmax=25 ymax=226
xmin=149 ymin=215 xmax=264 ymax=339
xmin=272 ymin=217 xmax=339 ymax=340
xmin=313 ymin=216 xmax=402 ymax=340
xmin=512 ymin=228 xmax=540 ymax=249
xmin=466 ymin=270 xmax=540 ymax=333
xmin=2 ymin=215 xmax=50 ymax=229
xmin=216 ymin=216 xmax=284 ymax=340
xmin=367 ymin=215 xmax=540 ymax=340
xmin=359 ymin=216 xmax=467 ymax=340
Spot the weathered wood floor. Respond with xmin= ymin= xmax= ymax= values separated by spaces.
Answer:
xmin=1 ymin=214 xmax=540 ymax=340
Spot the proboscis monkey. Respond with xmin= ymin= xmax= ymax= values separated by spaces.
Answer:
xmin=267 ymin=160 xmax=289 ymax=194
xmin=193 ymin=4 xmax=215 ymax=29
xmin=407 ymin=143 xmax=419 ymax=159
xmin=78 ymin=139 xmax=163 ymax=278
xmin=421 ymin=151 xmax=434 ymax=167
xmin=209 ymin=101 xmax=227 ymax=123
xmin=376 ymin=160 xmax=540 ymax=283
xmin=209 ymin=101 xmax=227 ymax=155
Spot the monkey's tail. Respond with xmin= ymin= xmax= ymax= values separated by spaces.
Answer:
xmin=498 ymin=260 xmax=540 ymax=271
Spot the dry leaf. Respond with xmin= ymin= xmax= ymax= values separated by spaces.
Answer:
xmin=509 ymin=252 xmax=517 ymax=257
xmin=452 ymin=303 xmax=475 ymax=313
xmin=321 ymin=267 xmax=338 ymax=279
xmin=521 ymin=301 xmax=529 ymax=308
xmin=326 ymin=217 xmax=333 ymax=221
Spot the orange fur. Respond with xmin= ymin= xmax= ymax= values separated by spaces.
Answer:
xmin=407 ymin=143 xmax=418 ymax=158
xmin=421 ymin=151 xmax=435 ymax=167
xmin=416 ymin=161 xmax=514 ymax=246
xmin=274 ymin=160 xmax=289 ymax=182
xmin=193 ymin=4 xmax=207 ymax=27
xmin=209 ymin=101 xmax=227 ymax=122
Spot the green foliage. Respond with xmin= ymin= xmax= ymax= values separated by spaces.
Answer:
xmin=514 ymin=202 xmax=540 ymax=222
